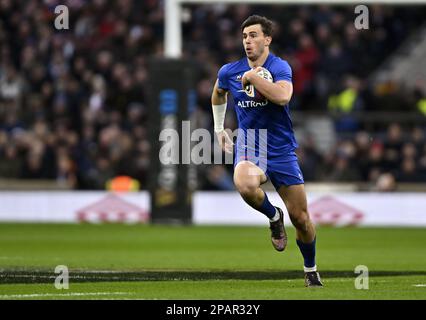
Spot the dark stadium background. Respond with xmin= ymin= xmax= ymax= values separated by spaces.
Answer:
xmin=0 ymin=0 xmax=425 ymax=301
xmin=1 ymin=1 xmax=425 ymax=191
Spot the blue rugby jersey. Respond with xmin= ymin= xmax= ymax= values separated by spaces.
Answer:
xmin=217 ymin=53 xmax=298 ymax=162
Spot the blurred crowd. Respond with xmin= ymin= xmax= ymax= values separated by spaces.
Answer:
xmin=0 ymin=0 xmax=426 ymax=190
xmin=0 ymin=0 xmax=160 ymax=189
xmin=297 ymin=123 xmax=426 ymax=191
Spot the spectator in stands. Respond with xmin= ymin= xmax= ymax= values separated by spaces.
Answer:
xmin=327 ymin=75 xmax=364 ymax=133
xmin=296 ymin=135 xmax=322 ymax=181
xmin=318 ymin=42 xmax=352 ymax=94
xmin=364 ymin=141 xmax=385 ymax=183
xmin=411 ymin=126 xmax=424 ymax=151
xmin=383 ymin=123 xmax=403 ymax=172
xmin=0 ymin=144 xmax=22 ymax=178
xmin=290 ymin=33 xmax=319 ymax=109
xmin=374 ymin=172 xmax=397 ymax=192
xmin=354 ymin=131 xmax=372 ymax=180
xmin=327 ymin=153 xmax=361 ymax=182
xmin=0 ymin=66 xmax=24 ymax=109
xmin=396 ymin=158 xmax=422 ymax=182
xmin=327 ymin=140 xmax=361 ymax=181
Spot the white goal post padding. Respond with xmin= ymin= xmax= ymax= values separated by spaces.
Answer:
xmin=165 ymin=0 xmax=425 ymax=58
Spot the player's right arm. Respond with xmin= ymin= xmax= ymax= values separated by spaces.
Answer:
xmin=211 ymin=79 xmax=233 ymax=154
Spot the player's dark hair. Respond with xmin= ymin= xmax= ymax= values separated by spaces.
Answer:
xmin=241 ymin=15 xmax=274 ymax=37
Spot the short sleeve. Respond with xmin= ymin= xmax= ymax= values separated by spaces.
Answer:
xmin=272 ymin=59 xmax=292 ymax=83
xmin=217 ymin=64 xmax=229 ymax=90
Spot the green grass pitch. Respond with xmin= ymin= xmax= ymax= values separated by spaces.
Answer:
xmin=0 ymin=223 xmax=425 ymax=300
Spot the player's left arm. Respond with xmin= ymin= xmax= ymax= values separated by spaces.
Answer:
xmin=242 ymin=67 xmax=293 ymax=105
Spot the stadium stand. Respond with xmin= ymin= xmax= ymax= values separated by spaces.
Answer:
xmin=0 ymin=1 xmax=425 ymax=190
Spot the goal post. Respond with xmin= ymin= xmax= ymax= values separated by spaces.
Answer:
xmin=147 ymin=59 xmax=198 ymax=224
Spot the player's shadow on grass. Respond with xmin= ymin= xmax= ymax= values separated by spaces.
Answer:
xmin=1 ymin=270 xmax=426 ymax=284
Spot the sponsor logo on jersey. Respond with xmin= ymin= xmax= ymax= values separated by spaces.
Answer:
xmin=237 ymin=100 xmax=268 ymax=108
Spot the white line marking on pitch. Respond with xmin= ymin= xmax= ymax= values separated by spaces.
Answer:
xmin=0 ymin=292 xmax=131 ymax=299
xmin=413 ymin=284 xmax=426 ymax=287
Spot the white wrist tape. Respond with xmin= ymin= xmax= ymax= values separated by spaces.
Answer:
xmin=212 ymin=103 xmax=227 ymax=133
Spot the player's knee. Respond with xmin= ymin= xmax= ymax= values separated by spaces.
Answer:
xmin=235 ymin=182 xmax=257 ymax=199
xmin=291 ymin=210 xmax=311 ymax=232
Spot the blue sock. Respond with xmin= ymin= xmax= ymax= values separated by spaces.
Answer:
xmin=258 ymin=192 xmax=276 ymax=219
xmin=296 ymin=237 xmax=316 ymax=269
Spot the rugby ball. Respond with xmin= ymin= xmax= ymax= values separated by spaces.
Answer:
xmin=244 ymin=67 xmax=273 ymax=100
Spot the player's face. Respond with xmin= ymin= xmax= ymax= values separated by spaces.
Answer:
xmin=242 ymin=24 xmax=271 ymax=61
